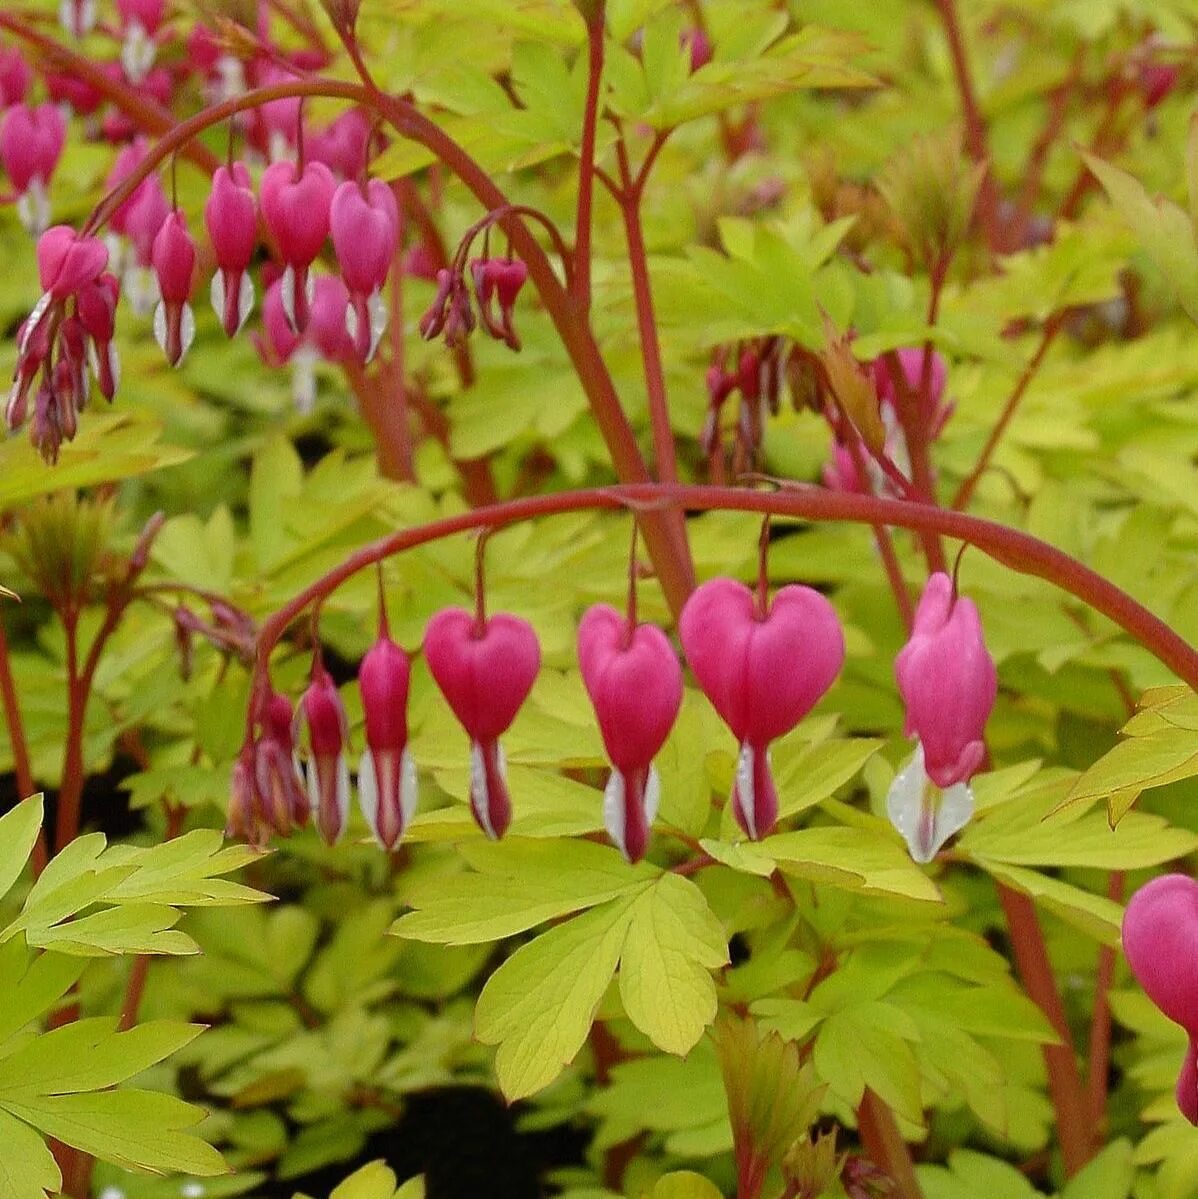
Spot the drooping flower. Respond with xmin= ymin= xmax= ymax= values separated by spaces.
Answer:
xmin=116 ymin=0 xmax=166 ymax=83
xmin=309 ymin=108 xmax=372 ymax=179
xmin=0 ymin=45 xmax=32 ymax=109
xmin=204 ymin=163 xmax=258 ymax=336
xmin=76 ymin=272 xmax=120 ymax=400
xmin=151 ymin=210 xmax=197 ymax=366
xmin=295 ymin=661 xmax=351 ymax=845
xmin=255 ymin=275 xmax=353 ymax=410
xmin=1122 ymin=875 xmax=1198 ymax=1123
xmin=1 ymin=102 xmax=66 ymax=234
xmin=252 ymin=689 xmax=308 ymax=837
xmin=120 ymin=175 xmax=171 ymax=314
xmin=259 ymin=158 xmax=336 ymax=333
xmin=36 ymin=226 xmax=108 ymax=300
xmin=358 ymin=619 xmax=417 ymax=849
xmin=886 ymin=572 xmax=997 ymax=863
xmin=679 ymin=578 xmax=845 ymax=840
xmin=578 ymin=604 xmax=683 ymax=862
xmin=469 ymin=256 xmax=528 ymax=350
xmin=423 ymin=607 xmax=541 ymax=839
xmin=330 ymin=177 xmax=399 ymax=361
xmin=895 ymin=573 xmax=996 ymax=787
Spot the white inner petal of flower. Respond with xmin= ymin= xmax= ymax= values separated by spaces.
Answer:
xmin=886 ymin=743 xmax=974 ymax=864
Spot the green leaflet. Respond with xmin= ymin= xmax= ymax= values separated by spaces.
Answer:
xmin=619 ymin=875 xmax=728 ymax=1055
xmin=473 ymin=872 xmax=728 ymax=1098
xmin=0 ymin=827 xmax=268 ymax=957
xmin=1086 ymin=153 xmax=1198 ymax=328
xmin=390 ymin=838 xmax=654 ymax=944
xmin=0 ymin=1089 xmax=227 ymax=1177
xmin=0 ymin=796 xmax=44 ymax=904
xmin=0 ymin=1110 xmax=60 ymax=1199
xmin=648 ymin=1174 xmax=724 ymax=1199
xmin=474 ymin=893 xmax=639 ymax=1100
xmin=0 ymin=1019 xmax=204 ymax=1097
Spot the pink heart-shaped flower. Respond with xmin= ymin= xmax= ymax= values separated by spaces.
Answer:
xmin=423 ymin=608 xmax=541 ymax=740
xmin=1123 ymin=874 xmax=1198 ymax=1035
xmin=260 ymin=159 xmax=335 ymax=268
xmin=36 ymin=226 xmax=109 ymax=299
xmin=424 ymin=607 xmax=540 ymax=839
xmin=578 ymin=604 xmax=682 ymax=774
xmin=331 ymin=178 xmax=399 ymax=298
xmin=679 ymin=577 xmax=844 ymax=747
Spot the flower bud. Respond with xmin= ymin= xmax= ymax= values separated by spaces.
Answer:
xmin=894 ymin=573 xmax=996 ymax=789
xmin=76 ymin=272 xmax=121 ymax=399
xmin=253 ymin=689 xmax=307 ymax=836
xmin=680 ymin=578 xmax=844 ymax=840
xmin=423 ymin=607 xmax=541 ymax=839
xmin=578 ymin=604 xmax=682 ymax=862
xmin=296 ymin=663 xmax=351 ymax=845
xmin=0 ymin=45 xmax=32 ymax=108
xmin=204 ymin=163 xmax=258 ymax=336
xmin=358 ymin=630 xmax=416 ymax=849
xmin=151 ymin=210 xmax=197 ymax=366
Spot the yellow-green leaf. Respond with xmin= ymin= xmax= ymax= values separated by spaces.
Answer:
xmin=474 ymin=894 xmax=638 ymax=1100
xmin=619 ymin=875 xmax=728 ymax=1055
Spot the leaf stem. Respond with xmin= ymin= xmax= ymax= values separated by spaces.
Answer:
xmin=857 ymin=1089 xmax=923 ymax=1199
xmin=573 ymin=7 xmax=605 ymax=309
xmin=998 ymin=886 xmax=1091 ymax=1175
xmin=953 ymin=314 xmax=1064 ymax=510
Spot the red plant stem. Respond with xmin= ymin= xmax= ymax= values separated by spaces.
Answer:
xmin=0 ymin=617 xmax=34 ymax=801
xmin=247 ymin=483 xmax=1198 ymax=736
xmin=857 ymin=1089 xmax=923 ymax=1199
xmin=617 ymin=137 xmax=679 ymax=487
xmin=54 ymin=611 xmax=84 ymax=854
xmin=573 ymin=8 xmax=605 ymax=309
xmin=0 ymin=618 xmax=45 ymax=873
xmin=932 ymin=0 xmax=998 ymax=247
xmin=54 ymin=593 xmax=130 ymax=853
xmin=1087 ymin=870 xmax=1127 ymax=1132
xmin=843 ymin=437 xmax=913 ymax=630
xmin=953 ymin=314 xmax=1064 ymax=510
xmin=1008 ymin=48 xmax=1085 ymax=246
xmin=999 ymin=886 xmax=1091 ymax=1175
xmin=1059 ymin=82 xmax=1131 ymax=223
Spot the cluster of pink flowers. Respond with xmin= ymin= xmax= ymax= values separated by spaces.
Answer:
xmin=232 ymin=571 xmax=996 ymax=866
